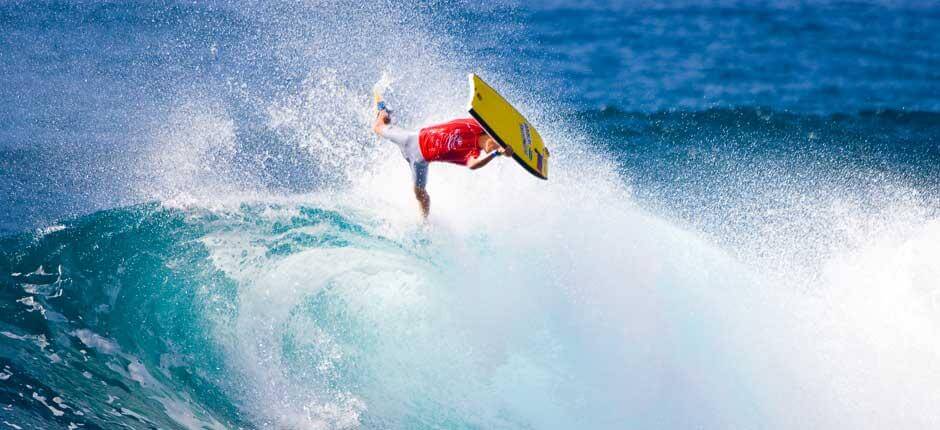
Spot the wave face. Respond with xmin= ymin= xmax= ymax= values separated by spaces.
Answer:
xmin=5 ymin=193 xmax=935 ymax=429
xmin=3 ymin=187 xmax=939 ymax=429
xmin=1 ymin=1 xmax=939 ymax=429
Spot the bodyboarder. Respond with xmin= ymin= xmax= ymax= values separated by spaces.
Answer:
xmin=371 ymin=100 xmax=512 ymax=218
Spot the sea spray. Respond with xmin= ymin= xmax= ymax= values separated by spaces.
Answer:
xmin=1 ymin=1 xmax=938 ymax=429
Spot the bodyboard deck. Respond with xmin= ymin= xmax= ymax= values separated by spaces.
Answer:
xmin=466 ymin=74 xmax=549 ymax=180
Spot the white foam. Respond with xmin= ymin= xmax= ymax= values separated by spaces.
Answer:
xmin=2 ymin=331 xmax=49 ymax=351
xmin=0 ymin=331 xmax=26 ymax=341
xmin=15 ymin=297 xmax=45 ymax=315
xmin=52 ymin=397 xmax=69 ymax=409
xmin=155 ymin=394 xmax=229 ymax=430
xmin=119 ymin=407 xmax=149 ymax=423
xmin=32 ymin=393 xmax=64 ymax=417
xmin=71 ymin=330 xmax=119 ymax=355
xmin=127 ymin=360 xmax=156 ymax=388
xmin=194 ymin=151 xmax=940 ymax=429
xmin=35 ymin=225 xmax=65 ymax=238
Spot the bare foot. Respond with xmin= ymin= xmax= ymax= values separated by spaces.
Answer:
xmin=373 ymin=110 xmax=391 ymax=134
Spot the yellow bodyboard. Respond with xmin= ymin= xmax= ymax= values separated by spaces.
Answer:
xmin=467 ymin=74 xmax=549 ymax=180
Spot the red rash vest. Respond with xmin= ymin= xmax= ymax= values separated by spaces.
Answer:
xmin=418 ymin=118 xmax=485 ymax=165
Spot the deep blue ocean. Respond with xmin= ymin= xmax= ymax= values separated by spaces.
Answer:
xmin=1 ymin=1 xmax=939 ymax=429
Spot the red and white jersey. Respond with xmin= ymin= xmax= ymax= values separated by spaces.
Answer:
xmin=418 ymin=118 xmax=485 ymax=166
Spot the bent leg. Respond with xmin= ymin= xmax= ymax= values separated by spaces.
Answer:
xmin=374 ymin=116 xmax=429 ymax=217
xmin=414 ymin=186 xmax=430 ymax=218
xmin=410 ymin=160 xmax=430 ymax=217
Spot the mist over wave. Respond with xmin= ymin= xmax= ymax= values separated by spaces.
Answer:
xmin=1 ymin=1 xmax=938 ymax=429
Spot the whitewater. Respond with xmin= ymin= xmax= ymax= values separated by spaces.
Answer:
xmin=1 ymin=1 xmax=939 ymax=429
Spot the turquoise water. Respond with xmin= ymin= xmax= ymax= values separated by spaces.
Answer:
xmin=1 ymin=1 xmax=939 ymax=428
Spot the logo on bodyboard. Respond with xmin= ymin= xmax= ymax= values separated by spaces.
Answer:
xmin=519 ymin=122 xmax=533 ymax=160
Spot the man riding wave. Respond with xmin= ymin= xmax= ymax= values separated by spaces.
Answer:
xmin=371 ymin=101 xmax=512 ymax=218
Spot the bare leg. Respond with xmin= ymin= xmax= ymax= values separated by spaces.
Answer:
xmin=374 ymin=109 xmax=428 ymax=218
xmin=414 ymin=186 xmax=430 ymax=218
